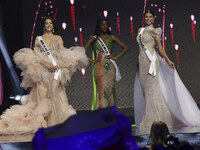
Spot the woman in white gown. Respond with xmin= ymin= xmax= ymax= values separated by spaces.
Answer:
xmin=0 ymin=17 xmax=88 ymax=135
xmin=134 ymin=10 xmax=200 ymax=134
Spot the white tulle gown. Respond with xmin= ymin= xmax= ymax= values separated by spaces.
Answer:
xmin=134 ymin=25 xmax=200 ymax=134
xmin=0 ymin=37 xmax=88 ymax=135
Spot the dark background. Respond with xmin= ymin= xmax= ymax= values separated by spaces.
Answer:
xmin=1 ymin=0 xmax=200 ymax=112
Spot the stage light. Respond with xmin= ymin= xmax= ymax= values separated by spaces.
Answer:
xmin=130 ymin=16 xmax=133 ymax=21
xmin=103 ymin=10 xmax=108 ymax=18
xmin=74 ymin=37 xmax=78 ymax=42
xmin=130 ymin=16 xmax=134 ymax=39
xmin=62 ymin=22 xmax=67 ymax=30
xmin=116 ymin=12 xmax=120 ymax=35
xmin=174 ymin=44 xmax=180 ymax=71
xmin=191 ymin=15 xmax=195 ymax=21
xmin=190 ymin=15 xmax=195 ymax=43
xmin=14 ymin=95 xmax=22 ymax=101
xmin=70 ymin=0 xmax=74 ymax=5
xmin=175 ymin=44 xmax=179 ymax=51
xmin=9 ymin=95 xmax=28 ymax=104
xmin=74 ymin=37 xmax=78 ymax=46
xmin=70 ymin=0 xmax=75 ymax=31
xmin=170 ymin=23 xmax=174 ymax=46
xmin=0 ymin=19 xmax=23 ymax=95
xmin=81 ymin=68 xmax=86 ymax=76
xmin=79 ymin=28 xmax=83 ymax=46
xmin=170 ymin=23 xmax=173 ymax=28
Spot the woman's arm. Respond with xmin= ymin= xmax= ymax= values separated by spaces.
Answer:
xmin=156 ymin=39 xmax=175 ymax=68
xmin=107 ymin=35 xmax=129 ymax=60
xmin=84 ymin=37 xmax=100 ymax=63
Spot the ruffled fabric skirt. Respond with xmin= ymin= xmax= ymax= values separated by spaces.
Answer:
xmin=0 ymin=46 xmax=88 ymax=135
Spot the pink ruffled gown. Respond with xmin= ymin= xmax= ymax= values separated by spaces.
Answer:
xmin=0 ymin=37 xmax=88 ymax=135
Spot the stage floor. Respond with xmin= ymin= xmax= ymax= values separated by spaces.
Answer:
xmin=0 ymin=126 xmax=200 ymax=149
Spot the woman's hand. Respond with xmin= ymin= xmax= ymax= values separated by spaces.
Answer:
xmin=48 ymin=65 xmax=58 ymax=72
xmin=48 ymin=64 xmax=62 ymax=72
xmin=88 ymin=57 xmax=101 ymax=63
xmin=167 ymin=60 xmax=175 ymax=69
xmin=106 ymin=55 xmax=117 ymax=60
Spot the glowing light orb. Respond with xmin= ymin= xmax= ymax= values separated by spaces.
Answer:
xmin=81 ymin=68 xmax=86 ymax=75
xmin=62 ymin=22 xmax=67 ymax=30
xmin=70 ymin=0 xmax=74 ymax=5
xmin=130 ymin=16 xmax=133 ymax=21
xmin=74 ymin=37 xmax=78 ymax=42
xmin=175 ymin=44 xmax=179 ymax=51
xmin=103 ymin=10 xmax=108 ymax=18
xmin=191 ymin=15 xmax=195 ymax=21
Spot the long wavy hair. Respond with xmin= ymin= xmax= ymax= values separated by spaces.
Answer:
xmin=39 ymin=16 xmax=57 ymax=35
xmin=93 ymin=17 xmax=112 ymax=37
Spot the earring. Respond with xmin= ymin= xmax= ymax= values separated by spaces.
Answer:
xmin=52 ymin=28 xmax=55 ymax=33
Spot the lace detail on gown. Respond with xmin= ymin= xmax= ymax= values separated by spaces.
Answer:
xmin=136 ymin=25 xmax=173 ymax=131
xmin=134 ymin=25 xmax=200 ymax=134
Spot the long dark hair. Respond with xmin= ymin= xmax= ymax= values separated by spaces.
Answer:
xmin=93 ymin=17 xmax=112 ymax=37
xmin=144 ymin=9 xmax=155 ymax=17
xmin=39 ymin=16 xmax=57 ymax=35
xmin=150 ymin=121 xmax=169 ymax=148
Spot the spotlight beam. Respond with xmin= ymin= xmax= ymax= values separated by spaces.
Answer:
xmin=0 ymin=9 xmax=24 ymax=95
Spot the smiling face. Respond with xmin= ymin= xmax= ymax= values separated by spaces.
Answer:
xmin=100 ymin=20 xmax=109 ymax=33
xmin=144 ymin=12 xmax=155 ymax=26
xmin=44 ymin=18 xmax=54 ymax=33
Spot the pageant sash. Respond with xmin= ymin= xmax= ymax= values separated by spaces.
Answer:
xmin=37 ymin=36 xmax=61 ymax=80
xmin=93 ymin=36 xmax=121 ymax=81
xmin=138 ymin=28 xmax=157 ymax=76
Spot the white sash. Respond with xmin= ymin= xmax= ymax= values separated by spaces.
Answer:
xmin=138 ymin=28 xmax=157 ymax=76
xmin=93 ymin=36 xmax=121 ymax=81
xmin=37 ymin=36 xmax=61 ymax=80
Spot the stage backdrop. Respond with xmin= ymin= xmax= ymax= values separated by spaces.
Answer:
xmin=21 ymin=0 xmax=200 ymax=110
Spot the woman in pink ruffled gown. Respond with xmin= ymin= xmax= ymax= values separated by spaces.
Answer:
xmin=0 ymin=17 xmax=88 ymax=135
